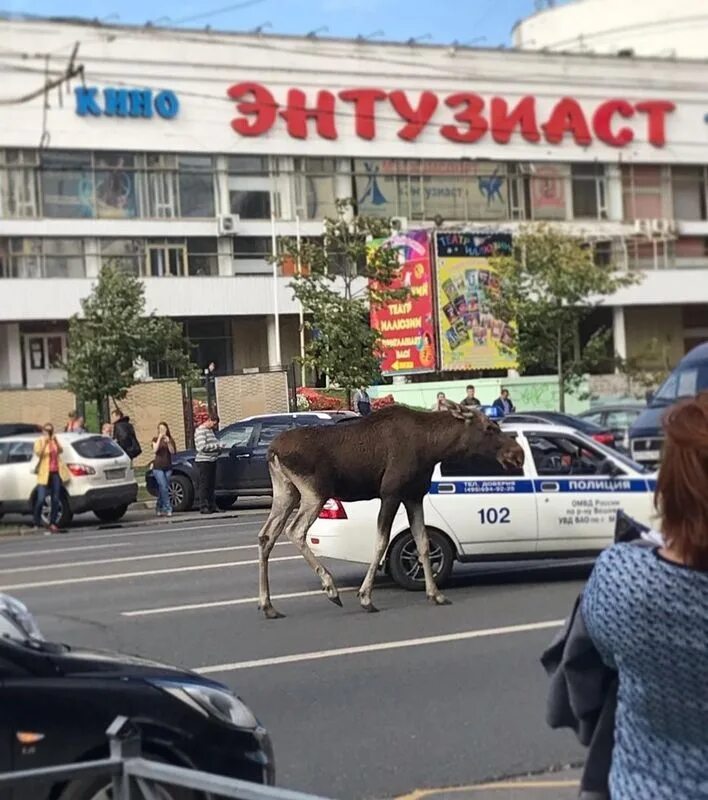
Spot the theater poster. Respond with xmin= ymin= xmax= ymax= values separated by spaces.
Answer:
xmin=435 ymin=232 xmax=517 ymax=371
xmin=369 ymin=230 xmax=437 ymax=375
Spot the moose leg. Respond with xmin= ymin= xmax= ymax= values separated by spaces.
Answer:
xmin=358 ymin=496 xmax=399 ymax=613
xmin=258 ymin=465 xmax=299 ymax=619
xmin=403 ymin=499 xmax=451 ymax=607
xmin=284 ymin=490 xmax=342 ymax=607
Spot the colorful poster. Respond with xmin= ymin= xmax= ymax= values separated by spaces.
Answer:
xmin=370 ymin=230 xmax=437 ymax=375
xmin=435 ymin=232 xmax=517 ymax=371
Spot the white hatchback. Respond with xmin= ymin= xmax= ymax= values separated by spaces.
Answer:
xmin=0 ymin=433 xmax=138 ymax=527
xmin=308 ymin=422 xmax=656 ymax=590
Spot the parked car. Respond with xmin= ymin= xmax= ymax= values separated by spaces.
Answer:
xmin=577 ymin=403 xmax=644 ymax=452
xmin=146 ymin=411 xmax=359 ymax=512
xmin=629 ymin=340 xmax=708 ymax=469
xmin=0 ymin=433 xmax=137 ymax=526
xmin=0 ymin=423 xmax=41 ymax=438
xmin=309 ymin=420 xmax=654 ymax=590
xmin=0 ymin=593 xmax=274 ymax=800
xmin=503 ymin=410 xmax=617 ymax=448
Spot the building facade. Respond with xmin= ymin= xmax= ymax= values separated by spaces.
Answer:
xmin=0 ymin=17 xmax=706 ymax=388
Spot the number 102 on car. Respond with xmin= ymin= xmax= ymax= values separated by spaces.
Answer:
xmin=478 ymin=507 xmax=511 ymax=524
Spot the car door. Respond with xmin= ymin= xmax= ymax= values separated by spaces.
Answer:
xmin=427 ymin=444 xmax=538 ymax=556
xmin=528 ymin=431 xmax=651 ymax=553
xmin=0 ymin=440 xmax=35 ymax=511
xmin=246 ymin=419 xmax=296 ymax=490
xmin=214 ymin=422 xmax=257 ymax=495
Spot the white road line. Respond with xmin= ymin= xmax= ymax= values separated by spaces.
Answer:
xmin=48 ymin=518 xmax=265 ymax=544
xmin=0 ymin=555 xmax=300 ymax=591
xmin=195 ymin=620 xmax=564 ymax=674
xmin=0 ymin=542 xmax=128 ymax=559
xmin=0 ymin=542 xmax=290 ymax=575
xmin=122 ymin=585 xmax=364 ymax=617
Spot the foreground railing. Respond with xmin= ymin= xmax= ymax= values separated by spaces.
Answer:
xmin=0 ymin=717 xmax=330 ymax=800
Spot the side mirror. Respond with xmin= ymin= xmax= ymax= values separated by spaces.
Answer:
xmin=645 ymin=390 xmax=654 ymax=406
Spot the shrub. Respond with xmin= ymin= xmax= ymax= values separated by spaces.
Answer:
xmin=297 ymin=386 xmax=343 ymax=411
xmin=372 ymin=394 xmax=396 ymax=410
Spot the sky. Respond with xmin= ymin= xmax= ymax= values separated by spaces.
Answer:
xmin=1 ymin=0 xmax=570 ymax=49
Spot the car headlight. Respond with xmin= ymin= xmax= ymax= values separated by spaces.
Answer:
xmin=153 ymin=681 xmax=258 ymax=729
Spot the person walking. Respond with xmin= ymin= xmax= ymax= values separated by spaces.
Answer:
xmin=195 ymin=413 xmax=222 ymax=514
xmin=492 ymin=387 xmax=515 ymax=416
xmin=32 ymin=423 xmax=70 ymax=533
xmin=64 ymin=410 xmax=78 ymax=432
xmin=111 ymin=408 xmax=142 ymax=461
xmin=72 ymin=414 xmax=87 ymax=434
xmin=460 ymin=385 xmax=481 ymax=408
xmin=581 ymin=392 xmax=708 ymax=800
xmin=354 ymin=387 xmax=372 ymax=417
xmin=152 ymin=422 xmax=176 ymax=517
xmin=431 ymin=391 xmax=447 ymax=411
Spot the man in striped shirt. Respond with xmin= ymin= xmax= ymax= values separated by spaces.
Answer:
xmin=195 ymin=413 xmax=223 ymax=514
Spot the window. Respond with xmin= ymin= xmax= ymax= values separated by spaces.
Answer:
xmin=6 ymin=440 xmax=34 ymax=464
xmin=43 ymin=239 xmax=85 ymax=278
xmin=622 ymin=165 xmax=666 ymax=220
xmin=218 ymin=423 xmax=255 ymax=449
xmin=178 ymin=155 xmax=215 ymax=217
xmin=530 ymin=163 xmax=568 ymax=220
xmin=441 ymin=452 xmax=521 ymax=477
xmin=47 ymin=335 xmax=64 ymax=366
xmin=605 ymin=409 xmax=640 ymax=431
xmin=528 ymin=434 xmax=609 ymax=476
xmin=7 ymin=238 xmax=41 ymax=278
xmin=256 ymin=422 xmax=292 ymax=447
xmin=146 ymin=154 xmax=178 ymax=218
xmin=147 ymin=241 xmax=187 ymax=276
xmin=0 ymin=149 xmax=39 ymax=217
xmin=27 ymin=337 xmax=45 ymax=370
xmin=94 ymin=152 xmax=139 ymax=218
xmin=228 ymin=156 xmax=273 ymax=219
xmin=41 ymin=151 xmax=94 ymax=218
xmin=294 ymin=158 xmax=339 ymax=219
xmin=72 ymin=437 xmax=124 ymax=459
xmin=672 ymin=166 xmax=706 ymax=221
xmin=101 ymin=239 xmax=144 ymax=275
xmin=571 ymin=164 xmax=607 ymax=219
xmin=187 ymin=238 xmax=218 ymax=276
xmin=233 ymin=236 xmax=272 ymax=274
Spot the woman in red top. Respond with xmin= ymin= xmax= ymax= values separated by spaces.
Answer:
xmin=33 ymin=423 xmax=70 ymax=533
xmin=152 ymin=422 xmax=176 ymax=517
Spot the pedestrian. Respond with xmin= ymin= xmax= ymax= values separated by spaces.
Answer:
xmin=111 ymin=408 xmax=142 ymax=461
xmin=32 ymin=423 xmax=70 ymax=533
xmin=354 ymin=387 xmax=372 ymax=417
xmin=460 ymin=385 xmax=481 ymax=408
xmin=431 ymin=391 xmax=447 ymax=411
xmin=152 ymin=421 xmax=176 ymax=517
xmin=492 ymin=387 xmax=515 ymax=416
xmin=204 ymin=361 xmax=217 ymax=415
xmin=73 ymin=414 xmax=86 ymax=434
xmin=101 ymin=422 xmax=113 ymax=437
xmin=581 ymin=392 xmax=708 ymax=800
xmin=195 ymin=412 xmax=222 ymax=514
xmin=64 ymin=410 xmax=77 ymax=432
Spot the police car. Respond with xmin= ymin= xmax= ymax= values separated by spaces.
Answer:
xmin=308 ymin=421 xmax=656 ymax=590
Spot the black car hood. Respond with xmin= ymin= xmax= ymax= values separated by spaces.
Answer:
xmin=172 ymin=449 xmax=196 ymax=463
xmin=629 ymin=405 xmax=667 ymax=438
xmin=49 ymin=645 xmax=208 ymax=682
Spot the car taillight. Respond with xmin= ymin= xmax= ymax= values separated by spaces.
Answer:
xmin=318 ymin=498 xmax=348 ymax=520
xmin=66 ymin=463 xmax=96 ymax=477
xmin=592 ymin=432 xmax=615 ymax=447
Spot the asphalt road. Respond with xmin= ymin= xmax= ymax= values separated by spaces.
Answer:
xmin=0 ymin=513 xmax=588 ymax=799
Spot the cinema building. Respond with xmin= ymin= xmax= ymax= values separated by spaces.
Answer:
xmin=0 ymin=14 xmax=706 ymax=389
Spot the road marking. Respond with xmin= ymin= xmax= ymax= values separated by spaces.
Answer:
xmin=0 ymin=555 xmax=300 ymax=591
xmin=195 ymin=619 xmax=564 ymax=674
xmin=0 ymin=542 xmax=128 ymax=559
xmin=0 ymin=542 xmax=290 ymax=575
xmin=122 ymin=584 xmax=365 ymax=617
xmin=394 ymin=778 xmax=580 ymax=799
xmin=47 ymin=518 xmax=265 ymax=544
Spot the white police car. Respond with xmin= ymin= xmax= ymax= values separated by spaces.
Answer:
xmin=308 ymin=422 xmax=656 ymax=590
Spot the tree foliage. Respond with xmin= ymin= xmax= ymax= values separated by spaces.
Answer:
xmin=276 ymin=200 xmax=407 ymax=398
xmin=63 ymin=265 xmax=198 ymax=417
xmin=489 ymin=225 xmax=640 ymax=410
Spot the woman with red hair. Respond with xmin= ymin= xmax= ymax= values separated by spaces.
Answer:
xmin=582 ymin=391 xmax=708 ymax=799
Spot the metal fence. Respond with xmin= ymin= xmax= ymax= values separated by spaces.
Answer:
xmin=0 ymin=717 xmax=329 ymax=800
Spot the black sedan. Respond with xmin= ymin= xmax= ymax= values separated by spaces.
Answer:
xmin=147 ymin=411 xmax=358 ymax=512
xmin=503 ymin=410 xmax=619 ymax=448
xmin=0 ymin=593 xmax=273 ymax=800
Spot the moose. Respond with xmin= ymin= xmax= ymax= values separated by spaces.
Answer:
xmin=257 ymin=401 xmax=525 ymax=618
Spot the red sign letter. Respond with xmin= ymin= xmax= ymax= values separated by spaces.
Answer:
xmin=339 ymin=88 xmax=387 ymax=140
xmin=542 ymin=98 xmax=593 ymax=146
xmin=440 ymin=93 xmax=488 ymax=143
xmin=389 ymin=90 xmax=438 ymax=141
xmin=635 ymin=100 xmax=675 ymax=147
xmin=593 ymin=99 xmax=635 ymax=147
xmin=279 ymin=89 xmax=338 ymax=140
xmin=490 ymin=96 xmax=540 ymax=144
xmin=227 ymin=82 xmax=277 ymax=136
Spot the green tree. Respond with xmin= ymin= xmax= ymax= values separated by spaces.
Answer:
xmin=276 ymin=200 xmax=407 ymax=403
xmin=489 ymin=225 xmax=640 ymax=411
xmin=63 ymin=265 xmax=198 ymax=421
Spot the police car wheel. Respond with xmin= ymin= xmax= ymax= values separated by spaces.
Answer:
xmin=389 ymin=530 xmax=454 ymax=591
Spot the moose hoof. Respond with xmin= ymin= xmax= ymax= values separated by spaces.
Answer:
xmin=262 ymin=606 xmax=286 ymax=620
xmin=360 ymin=601 xmax=379 ymax=613
xmin=428 ymin=594 xmax=452 ymax=607
xmin=328 ymin=595 xmax=343 ymax=608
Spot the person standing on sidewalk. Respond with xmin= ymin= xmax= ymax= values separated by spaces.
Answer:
xmin=112 ymin=408 xmax=142 ymax=462
xmin=32 ymin=423 xmax=70 ymax=533
xmin=151 ymin=422 xmax=176 ymax=517
xmin=195 ymin=413 xmax=222 ymax=514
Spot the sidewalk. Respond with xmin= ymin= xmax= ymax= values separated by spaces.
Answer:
xmin=394 ymin=768 xmax=581 ymax=800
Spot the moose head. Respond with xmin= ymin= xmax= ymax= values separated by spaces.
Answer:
xmin=442 ymin=400 xmax=525 ymax=471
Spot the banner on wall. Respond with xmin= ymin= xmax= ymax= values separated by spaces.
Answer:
xmin=369 ymin=230 xmax=437 ymax=375
xmin=435 ymin=232 xmax=517 ymax=371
